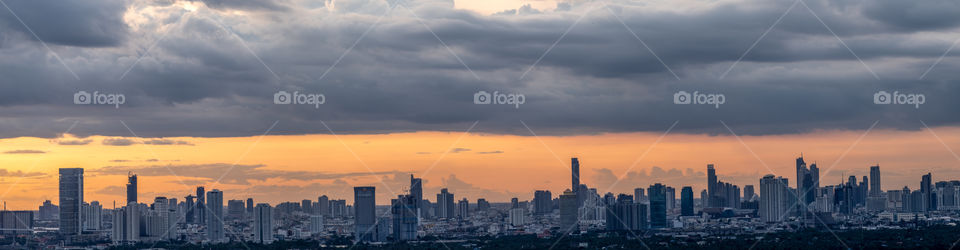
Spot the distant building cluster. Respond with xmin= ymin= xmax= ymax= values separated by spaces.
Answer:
xmin=5 ymin=154 xmax=960 ymax=248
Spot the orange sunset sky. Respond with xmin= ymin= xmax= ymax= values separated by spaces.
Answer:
xmin=1 ymin=123 xmax=958 ymax=210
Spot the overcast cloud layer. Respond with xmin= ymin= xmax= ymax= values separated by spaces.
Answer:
xmin=0 ymin=0 xmax=958 ymax=138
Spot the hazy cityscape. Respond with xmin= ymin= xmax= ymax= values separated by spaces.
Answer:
xmin=0 ymin=155 xmax=954 ymax=248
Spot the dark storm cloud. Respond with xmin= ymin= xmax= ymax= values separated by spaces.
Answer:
xmin=0 ymin=0 xmax=957 ymax=139
xmin=102 ymin=138 xmax=138 ymax=146
xmin=0 ymin=0 xmax=128 ymax=47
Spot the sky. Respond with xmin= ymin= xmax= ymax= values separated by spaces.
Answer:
xmin=0 ymin=0 xmax=959 ymax=209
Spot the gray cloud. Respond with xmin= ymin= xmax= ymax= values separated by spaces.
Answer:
xmin=0 ymin=169 xmax=47 ymax=178
xmin=0 ymin=0 xmax=127 ymax=47
xmin=54 ymin=139 xmax=93 ymax=145
xmin=449 ymin=148 xmax=471 ymax=153
xmin=194 ymin=0 xmax=292 ymax=12
xmin=3 ymin=149 xmax=45 ymax=154
xmin=142 ymin=139 xmax=195 ymax=146
xmin=90 ymin=163 xmax=407 ymax=185
xmin=476 ymin=150 xmax=503 ymax=154
xmin=0 ymin=0 xmax=956 ymax=139
xmin=102 ymin=138 xmax=138 ymax=146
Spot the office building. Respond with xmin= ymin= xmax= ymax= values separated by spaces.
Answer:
xmin=634 ymin=188 xmax=645 ymax=203
xmin=253 ymin=203 xmax=273 ymax=244
xmin=39 ymin=200 xmax=58 ymax=221
xmin=509 ymin=207 xmax=525 ymax=226
xmin=82 ymin=201 xmax=102 ymax=231
xmin=0 ymin=211 xmax=33 ymax=235
xmin=707 ymin=164 xmax=717 ymax=207
xmin=606 ymin=194 xmax=647 ymax=231
xmin=760 ymin=175 xmax=790 ymax=222
xmin=436 ymin=188 xmax=455 ymax=219
xmin=391 ymin=194 xmax=418 ymax=241
xmin=59 ymin=168 xmax=83 ymax=235
xmin=206 ymin=189 xmax=224 ymax=242
xmin=227 ymin=200 xmax=245 ymax=221
xmin=196 ymin=186 xmax=206 ymax=225
xmin=457 ymin=198 xmax=470 ymax=219
xmin=648 ymin=183 xmax=667 ymax=228
xmin=534 ymin=190 xmax=552 ymax=215
xmin=681 ymin=186 xmax=694 ymax=216
xmin=127 ymin=173 xmax=137 ymax=204
xmin=354 ymin=186 xmax=377 ymax=242
xmin=559 ymin=189 xmax=578 ymax=233
xmin=112 ymin=203 xmax=139 ymax=244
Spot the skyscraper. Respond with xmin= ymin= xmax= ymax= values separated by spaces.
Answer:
xmin=391 ymin=195 xmax=418 ymax=241
xmin=707 ymin=164 xmax=717 ymax=208
xmin=318 ymin=195 xmax=329 ymax=216
xmin=571 ymin=158 xmax=580 ymax=191
xmin=922 ymin=173 xmax=933 ymax=211
xmin=196 ymin=186 xmax=206 ymax=225
xmin=533 ymin=190 xmax=552 ymax=215
xmin=436 ymin=188 xmax=455 ymax=219
xmin=126 ymin=172 xmax=137 ymax=204
xmin=253 ymin=203 xmax=273 ymax=244
xmin=82 ymin=201 xmax=102 ymax=231
xmin=559 ymin=189 xmax=578 ymax=233
xmin=648 ymin=183 xmax=667 ymax=228
xmin=410 ymin=175 xmax=423 ymax=220
xmin=112 ymin=203 xmax=139 ymax=244
xmin=743 ymin=185 xmax=755 ymax=202
xmin=606 ymin=194 xmax=646 ymax=231
xmin=206 ymin=189 xmax=224 ymax=242
xmin=634 ymin=188 xmax=645 ymax=203
xmin=59 ymin=168 xmax=83 ymax=235
xmin=185 ymin=195 xmax=195 ymax=224
xmin=457 ymin=198 xmax=469 ymax=219
xmin=246 ymin=198 xmax=254 ymax=215
xmin=666 ymin=186 xmax=676 ymax=211
xmin=681 ymin=186 xmax=694 ymax=216
xmin=354 ymin=186 xmax=377 ymax=242
xmin=760 ymin=175 xmax=790 ymax=222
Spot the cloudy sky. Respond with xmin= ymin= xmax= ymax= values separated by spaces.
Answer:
xmin=0 ymin=0 xmax=959 ymax=208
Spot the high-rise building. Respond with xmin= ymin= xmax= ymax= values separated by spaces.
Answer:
xmin=253 ymin=203 xmax=273 ymax=244
xmin=681 ymin=186 xmax=694 ymax=216
xmin=39 ymin=200 xmax=58 ymax=221
xmin=185 ymin=195 xmax=196 ymax=224
xmin=127 ymin=173 xmax=137 ymax=204
xmin=648 ymin=184 xmax=667 ymax=228
xmin=605 ymin=194 xmax=647 ymax=231
xmin=112 ymin=203 xmax=139 ymax=244
xmin=534 ymin=190 xmax=552 ymax=215
xmin=457 ymin=198 xmax=470 ymax=219
xmin=743 ymin=185 xmax=755 ymax=202
xmin=760 ymin=175 xmax=790 ymax=222
xmin=391 ymin=194 xmax=418 ymax=241
xmin=476 ymin=198 xmax=490 ymax=211
xmin=922 ymin=173 xmax=933 ymax=212
xmin=59 ymin=168 xmax=83 ymax=235
xmin=227 ymin=200 xmax=246 ymax=221
xmin=867 ymin=165 xmax=880 ymax=196
xmin=571 ymin=158 xmax=580 ymax=191
xmin=318 ymin=195 xmax=329 ymax=216
xmin=196 ymin=186 xmax=206 ymax=225
xmin=436 ymin=189 xmax=455 ymax=219
xmin=509 ymin=207 xmax=525 ymax=226
xmin=354 ymin=186 xmax=377 ymax=242
xmin=707 ymin=164 xmax=717 ymax=207
xmin=206 ymin=189 xmax=224 ymax=242
xmin=82 ymin=201 xmax=102 ymax=231
xmin=246 ymin=198 xmax=254 ymax=216
xmin=559 ymin=189 xmax=578 ymax=233
xmin=634 ymin=188 xmax=645 ymax=203
xmin=301 ymin=199 xmax=313 ymax=214
xmin=0 ymin=210 xmax=33 ymax=235
xmin=666 ymin=186 xmax=676 ymax=211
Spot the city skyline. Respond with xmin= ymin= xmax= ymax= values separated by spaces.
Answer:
xmin=2 ymin=127 xmax=960 ymax=209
